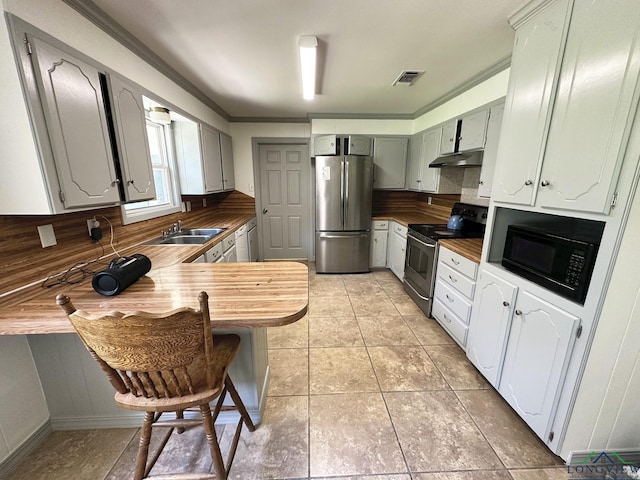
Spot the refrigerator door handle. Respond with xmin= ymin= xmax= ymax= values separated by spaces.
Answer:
xmin=344 ymin=159 xmax=349 ymax=226
xmin=340 ymin=159 xmax=345 ymax=227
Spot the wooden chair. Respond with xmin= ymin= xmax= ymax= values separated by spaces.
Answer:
xmin=56 ymin=291 xmax=255 ymax=480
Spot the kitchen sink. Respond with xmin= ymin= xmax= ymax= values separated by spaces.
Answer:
xmin=142 ymin=227 xmax=227 ymax=246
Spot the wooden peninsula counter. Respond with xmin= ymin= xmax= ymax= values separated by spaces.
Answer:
xmin=0 ymin=262 xmax=309 ymax=429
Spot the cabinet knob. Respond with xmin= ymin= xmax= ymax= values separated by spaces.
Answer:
xmin=515 ymin=309 xmax=522 ymax=316
xmin=524 ymin=180 xmax=533 ymax=186
xmin=262 ymin=208 xmax=268 ymax=214
xmin=540 ymin=180 xmax=550 ymax=187
xmin=503 ymin=301 xmax=509 ymax=307
xmin=128 ymin=180 xmax=134 ymax=185
xmin=478 ymin=180 xmax=484 ymax=185
xmin=111 ymin=179 xmax=121 ymax=186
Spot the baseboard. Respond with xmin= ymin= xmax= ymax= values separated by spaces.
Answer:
xmin=0 ymin=420 xmax=52 ymax=478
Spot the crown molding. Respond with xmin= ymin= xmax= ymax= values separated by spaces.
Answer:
xmin=229 ymin=116 xmax=309 ymax=123
xmin=61 ymin=0 xmax=231 ymax=121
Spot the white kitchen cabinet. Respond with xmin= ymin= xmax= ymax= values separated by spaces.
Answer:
xmin=387 ymin=222 xmax=407 ymax=280
xmin=313 ymin=134 xmax=338 ymax=156
xmin=106 ymin=73 xmax=156 ymax=202
xmin=536 ymin=0 xmax=640 ymax=214
xmin=406 ymin=127 xmax=463 ymax=194
xmin=370 ymin=220 xmax=389 ymax=268
xmin=432 ymin=245 xmax=479 ymax=347
xmin=492 ymin=0 xmax=569 ymax=206
xmin=499 ymin=291 xmax=580 ymax=440
xmin=235 ymin=224 xmax=249 ymax=262
xmin=222 ymin=234 xmax=237 ymax=263
xmin=204 ymin=242 xmax=223 ymax=263
xmin=29 ymin=35 xmax=121 ymax=209
xmin=439 ymin=120 xmax=458 ymax=155
xmin=346 ymin=135 xmax=372 ymax=155
xmin=173 ymin=120 xmax=234 ymax=195
xmin=457 ymin=109 xmax=489 ymax=152
xmin=493 ymin=0 xmax=640 ymax=215
xmin=478 ymin=103 xmax=505 ymax=198
xmin=247 ymin=217 xmax=259 ymax=262
xmin=467 ymin=269 xmax=518 ymax=386
xmin=220 ymin=133 xmax=235 ymax=191
xmin=373 ymin=137 xmax=408 ymax=189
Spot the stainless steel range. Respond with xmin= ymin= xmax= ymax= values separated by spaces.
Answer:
xmin=403 ymin=203 xmax=488 ymax=316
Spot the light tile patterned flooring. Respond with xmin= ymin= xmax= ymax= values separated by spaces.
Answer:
xmin=7 ymin=265 xmax=570 ymax=480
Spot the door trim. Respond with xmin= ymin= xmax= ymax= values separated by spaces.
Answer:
xmin=252 ymin=137 xmax=312 ymax=261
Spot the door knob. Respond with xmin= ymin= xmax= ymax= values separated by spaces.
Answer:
xmin=262 ymin=208 xmax=268 ymax=214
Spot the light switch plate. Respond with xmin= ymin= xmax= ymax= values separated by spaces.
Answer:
xmin=37 ymin=224 xmax=57 ymax=248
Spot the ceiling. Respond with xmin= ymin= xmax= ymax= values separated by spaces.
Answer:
xmin=77 ymin=0 xmax=523 ymax=120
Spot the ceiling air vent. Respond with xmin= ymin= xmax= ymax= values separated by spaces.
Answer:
xmin=392 ymin=70 xmax=425 ymax=87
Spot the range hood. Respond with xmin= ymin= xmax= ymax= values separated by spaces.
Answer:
xmin=429 ymin=151 xmax=483 ymax=168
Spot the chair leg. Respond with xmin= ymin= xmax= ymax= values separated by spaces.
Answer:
xmin=176 ymin=409 xmax=185 ymax=434
xmin=134 ymin=412 xmax=155 ymax=480
xmin=200 ymin=403 xmax=227 ymax=480
xmin=225 ymin=376 xmax=256 ymax=432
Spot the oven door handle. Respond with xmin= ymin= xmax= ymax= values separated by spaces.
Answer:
xmin=405 ymin=280 xmax=431 ymax=302
xmin=408 ymin=233 xmax=437 ymax=248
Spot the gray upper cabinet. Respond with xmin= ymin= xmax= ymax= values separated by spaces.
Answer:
xmin=313 ymin=134 xmax=338 ymax=156
xmin=29 ymin=35 xmax=121 ymax=208
xmin=458 ymin=109 xmax=489 ymax=152
xmin=220 ymin=133 xmax=235 ymax=191
xmin=106 ymin=73 xmax=156 ymax=203
xmin=373 ymin=137 xmax=408 ymax=189
xmin=174 ymin=120 xmax=232 ymax=195
xmin=439 ymin=120 xmax=458 ymax=155
xmin=347 ymin=135 xmax=372 ymax=155
xmin=478 ymin=103 xmax=505 ymax=198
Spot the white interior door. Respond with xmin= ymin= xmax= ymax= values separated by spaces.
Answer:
xmin=258 ymin=143 xmax=310 ymax=260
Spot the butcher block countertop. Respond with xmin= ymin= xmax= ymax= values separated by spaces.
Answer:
xmin=372 ymin=213 xmax=445 ymax=227
xmin=438 ymin=238 xmax=483 ymax=264
xmin=0 ymin=262 xmax=308 ymax=335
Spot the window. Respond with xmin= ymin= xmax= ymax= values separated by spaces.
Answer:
xmin=121 ymin=119 xmax=181 ymax=224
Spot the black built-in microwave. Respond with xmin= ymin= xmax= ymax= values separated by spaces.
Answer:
xmin=502 ymin=223 xmax=602 ymax=304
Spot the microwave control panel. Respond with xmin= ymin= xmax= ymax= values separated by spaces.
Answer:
xmin=565 ymin=251 xmax=587 ymax=287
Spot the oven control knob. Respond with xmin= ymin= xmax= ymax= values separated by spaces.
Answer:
xmin=502 ymin=301 xmax=509 ymax=307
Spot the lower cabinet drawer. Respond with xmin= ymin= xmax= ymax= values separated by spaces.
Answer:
xmin=432 ymin=298 xmax=468 ymax=347
xmin=437 ymin=263 xmax=475 ymax=299
xmin=434 ymin=279 xmax=472 ymax=324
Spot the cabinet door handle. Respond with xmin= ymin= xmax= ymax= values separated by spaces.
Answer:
xmin=262 ymin=208 xmax=268 ymax=214
xmin=111 ymin=179 xmax=121 ymax=186
xmin=503 ymin=301 xmax=510 ymax=307
xmin=540 ymin=180 xmax=550 ymax=187
xmin=451 ymin=258 xmax=460 ymax=265
xmin=515 ymin=309 xmax=522 ymax=316
xmin=524 ymin=180 xmax=533 ymax=186
xmin=445 ymin=294 xmax=454 ymax=303
xmin=443 ymin=313 xmax=452 ymax=323
xmin=478 ymin=180 xmax=484 ymax=185
xmin=448 ymin=275 xmax=457 ymax=283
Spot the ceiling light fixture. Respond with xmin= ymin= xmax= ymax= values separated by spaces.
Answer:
xmin=298 ymin=35 xmax=318 ymax=100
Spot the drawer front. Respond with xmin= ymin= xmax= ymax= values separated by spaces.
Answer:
xmin=437 ymin=263 xmax=475 ymax=299
xmin=247 ymin=217 xmax=257 ymax=229
xmin=393 ymin=222 xmax=407 ymax=237
xmin=432 ymin=298 xmax=468 ymax=347
xmin=222 ymin=235 xmax=236 ymax=251
xmin=205 ymin=243 xmax=223 ymax=262
xmin=439 ymin=245 xmax=478 ymax=279
xmin=373 ymin=220 xmax=389 ymax=230
xmin=235 ymin=225 xmax=247 ymax=237
xmin=434 ymin=279 xmax=472 ymax=323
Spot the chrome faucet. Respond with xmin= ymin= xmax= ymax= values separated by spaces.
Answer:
xmin=162 ymin=220 xmax=182 ymax=238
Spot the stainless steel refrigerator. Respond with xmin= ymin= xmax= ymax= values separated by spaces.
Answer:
xmin=315 ymin=155 xmax=373 ymax=273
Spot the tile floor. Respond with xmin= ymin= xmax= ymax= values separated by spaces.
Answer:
xmin=6 ymin=265 xmax=571 ymax=480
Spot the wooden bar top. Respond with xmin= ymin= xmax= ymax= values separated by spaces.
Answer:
xmin=0 ymin=262 xmax=309 ymax=335
xmin=438 ymin=238 xmax=483 ymax=264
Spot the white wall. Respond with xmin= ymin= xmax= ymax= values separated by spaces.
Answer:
xmin=229 ymin=122 xmax=311 ymax=197
xmin=0 ymin=336 xmax=49 ymax=462
xmin=310 ymin=119 xmax=413 ymax=135
xmin=413 ymin=69 xmax=510 ymax=133
xmin=562 ymin=177 xmax=640 ymax=457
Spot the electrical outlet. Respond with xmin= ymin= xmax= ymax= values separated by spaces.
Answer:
xmin=87 ymin=219 xmax=100 ymax=236
xmin=427 ymin=196 xmax=432 ymax=205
